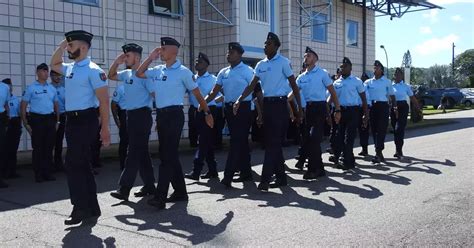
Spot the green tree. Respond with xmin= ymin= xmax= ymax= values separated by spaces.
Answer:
xmin=454 ymin=49 xmax=474 ymax=87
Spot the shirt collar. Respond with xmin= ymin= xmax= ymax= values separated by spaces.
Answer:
xmin=306 ymin=65 xmax=320 ymax=74
xmin=195 ymin=71 xmax=210 ymax=79
xmin=393 ymin=80 xmax=404 ymax=85
xmin=74 ymin=57 xmax=91 ymax=67
xmin=165 ymin=60 xmax=182 ymax=70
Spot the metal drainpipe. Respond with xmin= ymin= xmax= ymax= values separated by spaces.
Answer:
xmin=189 ymin=0 xmax=195 ymax=71
xmin=362 ymin=1 xmax=367 ymax=74
xmin=102 ymin=0 xmax=108 ymax=65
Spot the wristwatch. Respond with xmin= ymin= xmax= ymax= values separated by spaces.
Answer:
xmin=204 ymin=111 xmax=211 ymax=116
xmin=334 ymin=109 xmax=341 ymax=112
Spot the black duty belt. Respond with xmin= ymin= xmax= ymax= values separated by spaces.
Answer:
xmin=371 ymin=101 xmax=388 ymax=105
xmin=264 ymin=96 xmax=287 ymax=102
xmin=306 ymin=101 xmax=326 ymax=106
xmin=65 ymin=108 xmax=96 ymax=118
xmin=156 ymin=105 xmax=183 ymax=113
xmin=29 ymin=112 xmax=55 ymax=118
xmin=127 ymin=106 xmax=151 ymax=113
xmin=225 ymin=101 xmax=250 ymax=107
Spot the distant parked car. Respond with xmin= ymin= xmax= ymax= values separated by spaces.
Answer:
xmin=417 ymin=88 xmax=464 ymax=109
xmin=461 ymin=92 xmax=474 ymax=107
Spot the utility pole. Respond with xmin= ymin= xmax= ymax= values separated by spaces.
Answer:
xmin=452 ymin=43 xmax=455 ymax=81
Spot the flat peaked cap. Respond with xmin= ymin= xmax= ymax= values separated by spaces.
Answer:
xmin=305 ymin=46 xmax=318 ymax=58
xmin=342 ymin=57 xmax=352 ymax=65
xmin=198 ymin=52 xmax=210 ymax=65
xmin=161 ymin=37 xmax=180 ymax=47
xmin=122 ymin=43 xmax=143 ymax=54
xmin=266 ymin=32 xmax=281 ymax=47
xmin=228 ymin=42 xmax=244 ymax=54
xmin=36 ymin=63 xmax=49 ymax=71
xmin=65 ymin=30 xmax=93 ymax=46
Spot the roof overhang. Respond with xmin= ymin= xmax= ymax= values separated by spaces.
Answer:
xmin=344 ymin=0 xmax=442 ymax=18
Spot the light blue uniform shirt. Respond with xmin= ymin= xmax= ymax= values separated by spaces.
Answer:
xmin=117 ymin=69 xmax=153 ymax=110
xmin=145 ymin=60 xmax=197 ymax=109
xmin=0 ymin=83 xmax=10 ymax=113
xmin=296 ymin=66 xmax=332 ymax=102
xmin=54 ymin=85 xmax=66 ymax=113
xmin=22 ymin=81 xmax=58 ymax=114
xmin=8 ymin=95 xmax=20 ymax=117
xmin=392 ymin=81 xmax=413 ymax=102
xmin=333 ymin=75 xmax=365 ymax=107
xmin=189 ymin=72 xmax=217 ymax=108
xmin=216 ymin=61 xmax=254 ymax=103
xmin=255 ymin=54 xmax=294 ymax=97
xmin=112 ymin=84 xmax=126 ymax=109
xmin=61 ymin=57 xmax=108 ymax=111
xmin=356 ymin=82 xmax=371 ymax=107
xmin=365 ymin=76 xmax=394 ymax=102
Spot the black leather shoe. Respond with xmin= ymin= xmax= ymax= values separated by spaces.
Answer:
xmin=257 ymin=182 xmax=269 ymax=192
xmin=147 ymin=197 xmax=166 ymax=209
xmin=184 ymin=172 xmax=200 ymax=181
xmin=200 ymin=172 xmax=219 ymax=179
xmin=358 ymin=149 xmax=369 ymax=156
xmin=64 ymin=209 xmax=93 ymax=225
xmin=166 ymin=192 xmax=189 ymax=203
xmin=328 ymin=155 xmax=339 ymax=164
xmin=303 ymin=171 xmax=326 ymax=180
xmin=378 ymin=152 xmax=385 ymax=162
xmin=110 ymin=188 xmax=130 ymax=201
xmin=0 ymin=180 xmax=8 ymax=188
xmin=269 ymin=180 xmax=287 ymax=188
xmin=295 ymin=160 xmax=305 ymax=170
xmin=232 ymin=174 xmax=253 ymax=182
xmin=220 ymin=178 xmax=232 ymax=188
xmin=134 ymin=186 xmax=155 ymax=197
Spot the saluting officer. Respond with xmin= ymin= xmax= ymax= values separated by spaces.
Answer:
xmin=109 ymin=43 xmax=156 ymax=201
xmin=391 ymin=68 xmax=420 ymax=158
xmin=330 ymin=57 xmax=369 ymax=170
xmin=292 ymin=47 xmax=341 ymax=179
xmin=234 ymin=32 xmax=304 ymax=191
xmin=21 ymin=63 xmax=59 ymax=183
xmin=110 ymin=78 xmax=128 ymax=170
xmin=136 ymin=37 xmax=214 ymax=209
xmin=50 ymin=70 xmax=66 ymax=171
xmin=205 ymin=42 xmax=255 ymax=188
xmin=0 ymin=79 xmax=10 ymax=188
xmin=185 ymin=52 xmax=219 ymax=180
xmin=365 ymin=60 xmax=396 ymax=163
xmin=50 ymin=30 xmax=111 ymax=225
xmin=4 ymin=79 xmax=22 ymax=179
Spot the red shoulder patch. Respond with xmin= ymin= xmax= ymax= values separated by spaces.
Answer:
xmin=100 ymin=72 xmax=107 ymax=81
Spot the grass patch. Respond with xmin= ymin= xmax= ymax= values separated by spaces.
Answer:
xmin=406 ymin=118 xmax=456 ymax=130
xmin=422 ymin=106 xmax=471 ymax=115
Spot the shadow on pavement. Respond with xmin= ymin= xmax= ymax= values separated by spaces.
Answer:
xmin=62 ymin=218 xmax=117 ymax=248
xmin=114 ymin=199 xmax=233 ymax=246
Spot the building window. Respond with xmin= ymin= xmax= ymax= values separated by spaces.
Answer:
xmin=149 ymin=0 xmax=184 ymax=17
xmin=346 ymin=20 xmax=358 ymax=47
xmin=247 ymin=0 xmax=268 ymax=24
xmin=62 ymin=0 xmax=99 ymax=6
xmin=311 ymin=13 xmax=328 ymax=43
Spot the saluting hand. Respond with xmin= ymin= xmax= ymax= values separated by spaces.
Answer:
xmin=59 ymin=39 xmax=68 ymax=50
xmin=233 ymin=101 xmax=240 ymax=115
xmin=149 ymin=47 xmax=161 ymax=61
xmin=115 ymin=53 xmax=126 ymax=64
xmin=205 ymin=114 xmax=214 ymax=128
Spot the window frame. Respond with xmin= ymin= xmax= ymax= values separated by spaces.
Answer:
xmin=346 ymin=20 xmax=359 ymax=47
xmin=246 ymin=0 xmax=270 ymax=25
xmin=62 ymin=0 xmax=100 ymax=7
xmin=311 ymin=12 xmax=328 ymax=43
xmin=149 ymin=0 xmax=184 ymax=18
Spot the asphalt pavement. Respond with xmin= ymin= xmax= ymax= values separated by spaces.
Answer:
xmin=0 ymin=110 xmax=473 ymax=247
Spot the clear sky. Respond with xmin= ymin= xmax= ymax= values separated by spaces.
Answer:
xmin=375 ymin=0 xmax=474 ymax=68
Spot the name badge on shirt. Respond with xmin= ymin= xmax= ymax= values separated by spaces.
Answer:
xmin=126 ymin=79 xmax=133 ymax=85
xmin=66 ymin=73 xmax=74 ymax=79
xmin=34 ymin=89 xmax=47 ymax=94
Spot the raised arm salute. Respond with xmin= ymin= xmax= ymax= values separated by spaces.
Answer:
xmin=50 ymin=30 xmax=110 ymax=225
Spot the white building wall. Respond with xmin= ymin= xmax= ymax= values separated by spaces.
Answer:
xmin=0 ymin=0 xmax=376 ymax=151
